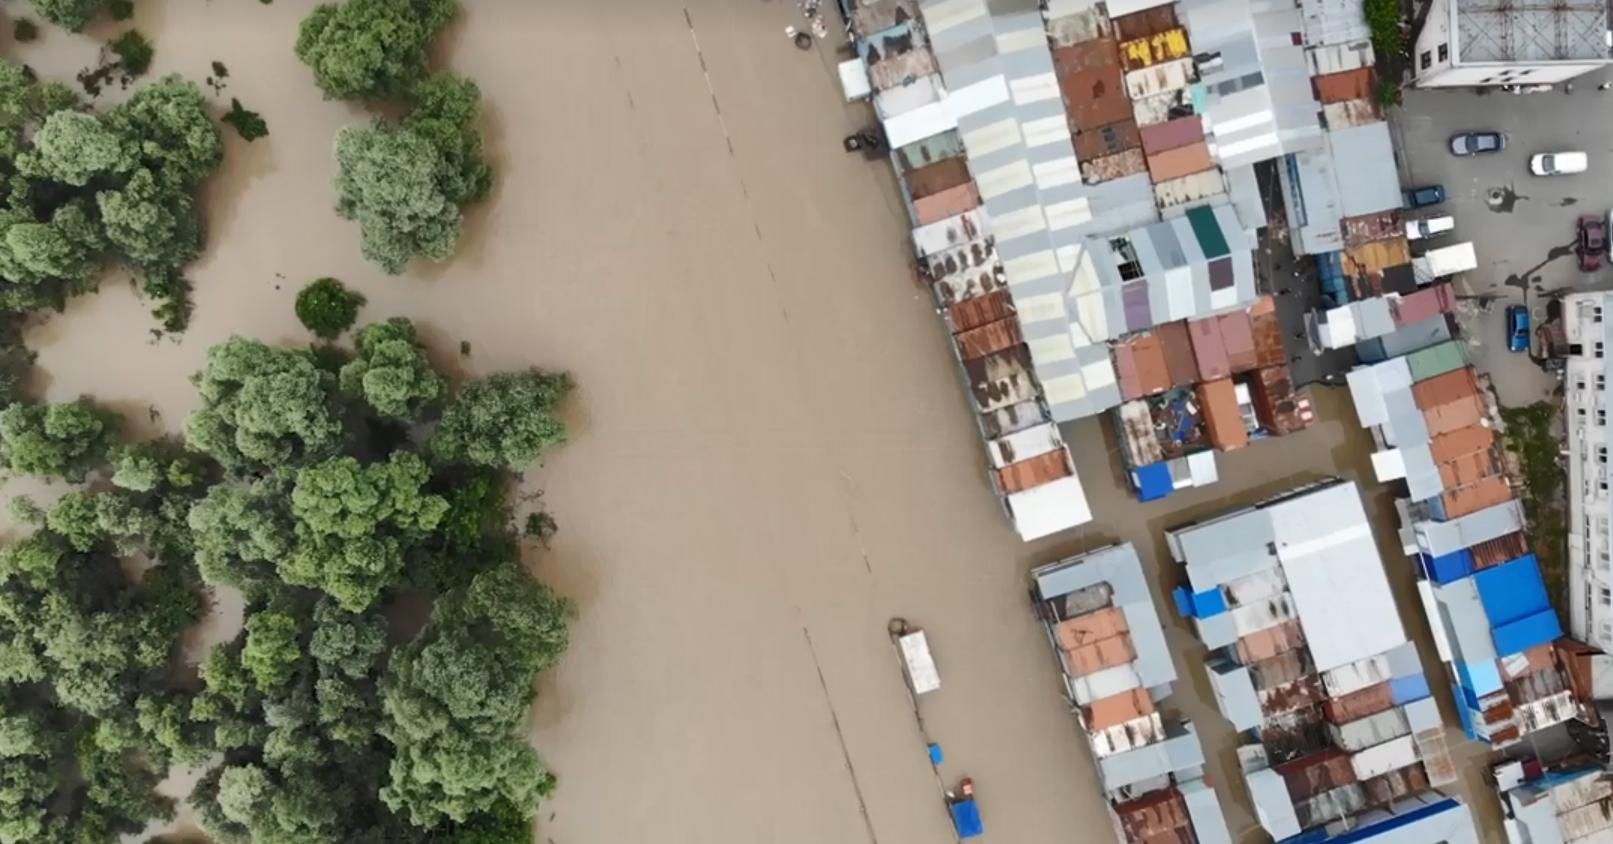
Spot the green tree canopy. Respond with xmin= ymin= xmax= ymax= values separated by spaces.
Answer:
xmin=340 ymin=317 xmax=444 ymax=418
xmin=294 ymin=0 xmax=457 ymax=101
xmin=28 ymin=0 xmax=106 ymax=32
xmin=186 ymin=338 xmax=346 ymax=471
xmin=0 ymin=399 xmax=116 ymax=481
xmin=431 ymin=371 xmax=569 ymax=471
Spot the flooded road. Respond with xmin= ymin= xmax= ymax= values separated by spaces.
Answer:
xmin=11 ymin=2 xmax=1503 ymax=842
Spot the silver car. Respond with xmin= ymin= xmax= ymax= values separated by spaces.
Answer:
xmin=1449 ymin=131 xmax=1505 ymax=156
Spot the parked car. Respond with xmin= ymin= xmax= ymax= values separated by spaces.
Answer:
xmin=1579 ymin=214 xmax=1607 ymax=271
xmin=1506 ymin=304 xmax=1531 ymax=353
xmin=1403 ymin=184 xmax=1447 ymax=208
xmin=1405 ymin=215 xmax=1456 ymax=241
xmin=1449 ymin=131 xmax=1505 ymax=156
xmin=1530 ymin=151 xmax=1588 ymax=175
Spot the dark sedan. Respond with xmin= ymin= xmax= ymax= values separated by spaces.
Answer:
xmin=1449 ymin=131 xmax=1505 ymax=156
xmin=1579 ymin=214 xmax=1606 ymax=272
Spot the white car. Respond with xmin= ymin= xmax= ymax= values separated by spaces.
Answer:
xmin=1406 ymin=215 xmax=1455 ymax=241
xmin=1530 ymin=151 xmax=1588 ymax=175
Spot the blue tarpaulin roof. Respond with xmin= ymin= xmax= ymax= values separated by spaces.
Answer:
xmin=951 ymin=799 xmax=983 ymax=838
xmin=1133 ymin=462 xmax=1175 ymax=501
xmin=1422 ymin=549 xmax=1473 ymax=585
xmin=1493 ymin=609 xmax=1563 ymax=657
xmin=1171 ymin=585 xmax=1229 ymax=618
xmin=1390 ymin=673 xmax=1431 ymax=704
xmin=1474 ymin=554 xmax=1549 ymax=627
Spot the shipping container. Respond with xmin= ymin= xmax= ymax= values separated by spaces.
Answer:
xmin=1296 ymin=782 xmax=1369 ymax=829
xmin=1153 ymin=169 xmax=1226 ymax=210
xmin=996 ymin=449 xmax=1075 ymax=495
xmin=1047 ymin=7 xmax=1111 ymax=47
xmin=896 ymin=129 xmax=965 ymax=172
xmin=1341 ymin=210 xmax=1404 ymax=249
xmin=913 ymin=182 xmax=982 ymax=226
xmin=1406 ymin=339 xmax=1468 ymax=382
xmin=1158 ymin=321 xmax=1199 ymax=388
xmin=1199 ymin=378 xmax=1249 ymax=450
xmin=1219 ymin=310 xmax=1258 ymax=373
xmin=1277 ymin=749 xmax=1358 ymax=802
xmin=1231 ymin=592 xmax=1297 ymax=637
xmin=1413 ymin=242 xmax=1477 ymax=283
xmin=1115 ymin=787 xmax=1191 ymax=842
xmin=1322 ymin=98 xmax=1384 ymax=130
xmin=1119 ymin=28 xmax=1191 ymax=72
xmin=946 ymin=288 xmax=1014 ymax=333
xmin=1324 ymin=682 xmax=1395 ymax=724
xmin=987 ymin=422 xmax=1062 ymax=469
xmin=1084 ymin=687 xmax=1156 ymax=730
xmin=955 ymin=316 xmax=1023 ymax=360
xmin=1349 ymin=735 xmax=1418 ymax=780
xmin=1249 ymin=649 xmax=1311 ymax=691
xmin=1315 ymin=67 xmax=1376 ymax=104
xmin=906 ymin=157 xmax=973 ymax=201
xmin=1392 ymin=283 xmax=1457 ymax=326
xmin=1055 ymin=606 xmax=1130 ymax=649
xmin=1323 ymin=653 xmax=1394 ymax=698
xmin=1082 ymin=148 xmax=1149 ymax=184
xmin=964 ymin=346 xmax=1037 ymax=413
xmin=1249 ymin=366 xmax=1314 ymax=435
xmin=1236 ymin=620 xmax=1307 ymax=663
xmin=1327 ymin=706 xmax=1410 ymax=752
xmin=1071 ymin=662 xmax=1143 ymax=704
xmin=1112 ymin=4 xmax=1179 ymax=40
xmin=1131 ymin=88 xmax=1194 ymax=126
xmin=1073 ymin=119 xmax=1143 ymax=161
xmin=1139 ymin=115 xmax=1206 ymax=155
xmin=1089 ymin=712 xmax=1167 ymax=758
xmin=1360 ymin=761 xmax=1429 ymax=807
xmin=1249 ymin=297 xmax=1285 ymax=368
xmin=1551 ymin=774 xmax=1613 ymax=814
xmin=1261 ymin=675 xmax=1327 ymax=715
xmin=928 ymin=237 xmax=1005 ymax=305
xmin=980 ymin=398 xmax=1046 ymax=439
xmin=1146 ymin=141 xmax=1215 ymax=184
xmin=1308 ymin=40 xmax=1375 ymax=75
xmin=1188 ymin=317 xmax=1232 ymax=381
xmin=912 ymin=208 xmax=987 ymax=258
xmin=1125 ymin=57 xmax=1197 ymax=100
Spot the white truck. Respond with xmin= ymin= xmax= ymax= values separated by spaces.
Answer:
xmin=1412 ymin=241 xmax=1477 ymax=284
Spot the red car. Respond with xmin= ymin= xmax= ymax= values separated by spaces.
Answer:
xmin=1579 ymin=215 xmax=1606 ymax=271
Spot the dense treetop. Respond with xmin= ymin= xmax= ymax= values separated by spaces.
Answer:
xmin=0 ymin=320 xmax=575 ymax=844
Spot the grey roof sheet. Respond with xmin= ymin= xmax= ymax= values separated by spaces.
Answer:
xmin=1208 ymin=659 xmax=1264 ymax=730
xmin=1170 ymin=506 xmax=1280 ymax=593
xmin=1331 ymin=122 xmax=1403 ymax=218
xmin=1416 ymin=499 xmax=1526 ymax=557
xmin=1180 ymin=779 xmax=1234 ymax=844
xmin=1098 ymin=724 xmax=1207 ymax=790
xmin=1434 ymin=578 xmax=1501 ymax=666
xmin=1302 ymin=0 xmax=1372 ymax=45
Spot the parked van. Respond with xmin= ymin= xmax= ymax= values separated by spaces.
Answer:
xmin=1530 ymin=151 xmax=1588 ymax=175
xmin=1406 ymin=215 xmax=1455 ymax=241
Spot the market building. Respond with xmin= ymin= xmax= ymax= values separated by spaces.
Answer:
xmin=1411 ymin=0 xmax=1613 ymax=88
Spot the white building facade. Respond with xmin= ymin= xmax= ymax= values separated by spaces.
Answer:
xmin=1564 ymin=292 xmax=1613 ymax=652
xmin=1413 ymin=0 xmax=1613 ymax=87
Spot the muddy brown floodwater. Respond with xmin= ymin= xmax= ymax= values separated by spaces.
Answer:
xmin=7 ymin=1 xmax=1506 ymax=843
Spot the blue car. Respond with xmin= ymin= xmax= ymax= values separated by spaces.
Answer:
xmin=1506 ymin=304 xmax=1530 ymax=353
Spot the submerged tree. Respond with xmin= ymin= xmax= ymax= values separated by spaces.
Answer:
xmin=294 ymin=0 xmax=456 ymax=101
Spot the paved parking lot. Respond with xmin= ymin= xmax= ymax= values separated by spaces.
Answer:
xmin=1389 ymin=79 xmax=1613 ymax=405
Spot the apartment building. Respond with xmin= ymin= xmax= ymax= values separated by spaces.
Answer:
xmin=1564 ymin=292 xmax=1613 ymax=653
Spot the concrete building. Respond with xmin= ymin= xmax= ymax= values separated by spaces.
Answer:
xmin=1563 ymin=292 xmax=1613 ymax=653
xmin=1412 ymin=0 xmax=1613 ymax=88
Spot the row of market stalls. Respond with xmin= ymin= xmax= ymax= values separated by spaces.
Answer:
xmin=1030 ymin=544 xmax=1230 ymax=844
xmin=1165 ymin=479 xmax=1482 ymax=843
xmin=845 ymin=0 xmax=1331 ymax=537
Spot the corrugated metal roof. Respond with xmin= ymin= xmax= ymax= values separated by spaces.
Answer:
xmin=1331 ymin=122 xmax=1403 ymax=217
xmin=1416 ymin=498 xmax=1526 ymax=557
xmin=1458 ymin=0 xmax=1608 ymax=63
xmin=1141 ymin=115 xmax=1208 ymax=155
xmin=1030 ymin=543 xmax=1177 ymax=689
xmin=1148 ymin=141 xmax=1216 ymax=183
xmin=1314 ymin=67 xmax=1376 ymax=104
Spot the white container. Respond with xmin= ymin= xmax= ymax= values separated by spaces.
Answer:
xmin=898 ymin=631 xmax=941 ymax=695
xmin=1224 ymin=569 xmax=1288 ymax=607
xmin=1322 ymin=653 xmax=1392 ymax=698
xmin=1349 ymin=735 xmax=1417 ymax=780
xmin=1072 ymin=663 xmax=1143 ymax=705
xmin=1327 ymin=707 xmax=1410 ymax=752
xmin=1230 ymin=592 xmax=1297 ymax=637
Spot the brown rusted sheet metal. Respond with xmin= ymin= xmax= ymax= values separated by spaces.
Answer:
xmin=1323 ymin=681 xmax=1395 ymax=724
xmin=1341 ymin=210 xmax=1405 ymax=248
xmin=1250 ymin=366 xmax=1314 ymax=435
xmin=1112 ymin=5 xmax=1179 ymax=40
xmin=1277 ymin=748 xmax=1359 ymax=802
xmin=1323 ymin=98 xmax=1385 ymax=130
xmin=1198 ymin=378 xmax=1249 ymax=451
xmin=955 ymin=317 xmax=1023 ymax=361
xmin=1362 ymin=763 xmax=1430 ymax=808
xmin=1064 ymin=633 xmax=1138 ymax=676
xmin=1219 ymin=309 xmax=1258 ymax=373
xmin=1157 ymin=321 xmax=1199 ymax=388
xmin=1115 ymin=787 xmax=1191 ymax=841
xmin=996 ymin=449 xmax=1073 ymax=494
xmin=1315 ymin=67 xmax=1376 ymax=104
xmin=1413 ymin=368 xmax=1484 ymax=435
xmin=1073 ymin=119 xmax=1142 ymax=161
xmin=1471 ymin=531 xmax=1530 ymax=570
xmin=851 ymin=0 xmax=918 ymax=37
xmin=963 ymin=346 xmax=1036 ymax=412
xmin=1437 ymin=448 xmax=1502 ymax=490
xmin=1140 ymin=115 xmax=1205 ymax=155
xmin=1053 ymin=38 xmax=1121 ymax=75
xmin=1081 ymin=148 xmax=1148 ymax=184
xmin=1428 ymin=424 xmax=1496 ymax=463
xmin=907 ymin=157 xmax=974 ymax=200
xmin=1055 ymin=607 xmax=1130 ymax=649
xmin=1114 ymin=332 xmax=1171 ymax=399
xmin=1146 ymin=141 xmax=1215 ymax=184
xmin=928 ymin=239 xmax=1005 ymax=306
xmin=1236 ymin=620 xmax=1306 ymax=664
xmin=1085 ymin=687 xmax=1156 ymax=730
xmin=1058 ymin=64 xmax=1134 ymax=132
xmin=914 ymin=182 xmax=982 ymax=226
xmin=947 ymin=288 xmax=1014 ymax=333
xmin=1261 ymin=675 xmax=1326 ymax=715
xmin=1188 ymin=317 xmax=1231 ymax=381
xmin=1440 ymin=476 xmax=1514 ymax=519
xmin=1342 ymin=238 xmax=1412 ymax=296
xmin=1249 ymin=296 xmax=1285 ymax=369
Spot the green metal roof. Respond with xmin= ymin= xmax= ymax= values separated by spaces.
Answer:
xmin=1406 ymin=339 xmax=1468 ymax=382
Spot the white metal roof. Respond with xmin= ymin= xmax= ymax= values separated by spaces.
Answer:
xmin=1007 ymin=474 xmax=1091 ymax=541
